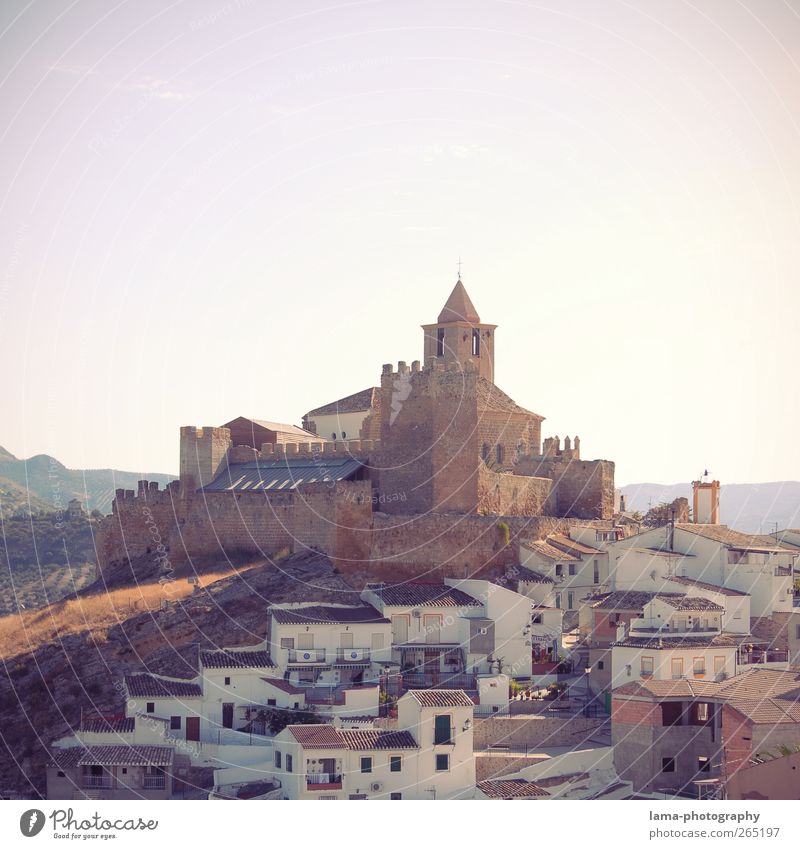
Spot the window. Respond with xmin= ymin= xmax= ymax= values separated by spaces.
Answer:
xmin=662 ymin=757 xmax=676 ymax=773
xmin=224 ymin=676 xmax=231 ymax=686
xmin=796 ymin=624 xmax=800 ymax=640
xmin=390 ymin=792 xmax=402 ymax=800
xmin=436 ymin=754 xmax=449 ymax=772
xmin=568 ymin=564 xmax=577 ymax=576
xmin=390 ymin=756 xmax=402 ymax=773
xmin=532 ymin=613 xmax=542 ymax=624
xmin=121 ymin=768 xmax=127 ymax=774
xmin=341 ymin=431 xmax=347 ymax=439
xmin=146 ymin=702 xmax=155 ymax=714
xmin=297 ymin=633 xmax=314 ymax=650
xmin=641 ymin=657 xmax=654 ymax=678
xmin=671 ymin=658 xmax=684 ymax=679
xmin=693 ymin=657 xmax=706 ymax=677
xmin=472 ymin=328 xmax=480 ymax=357
xmin=696 ymin=703 xmax=709 ymax=722
xmin=170 ymin=716 xmax=181 ymax=730
xmin=567 ymin=591 xmax=574 ymax=609
xmin=555 ymin=564 xmax=563 ymax=577
xmin=593 ymin=559 xmax=600 ymax=583
xmin=267 ymin=698 xmax=277 ymax=706
xmin=371 ymin=632 xmax=385 ymax=650
xmin=434 ymin=714 xmax=452 ymax=745
xmin=597 ymin=660 xmax=604 ymax=671
xmin=496 ymin=444 xmax=504 ymax=464
xmin=360 ymin=757 xmax=372 ymax=774
xmin=280 ymin=638 xmax=294 ymax=650
xmin=481 ymin=443 xmax=490 ymax=462
xmin=734 ymin=610 xmax=742 ymax=620
xmin=275 ymin=751 xmax=282 ymax=769
xmin=436 ymin=328 xmax=445 ymax=357
xmin=555 ymin=593 xmax=562 ymax=609
xmin=286 ymin=754 xmax=293 ymax=773
xmin=698 ymin=756 xmax=710 ymax=773
xmin=57 ymin=771 xmax=65 ymax=777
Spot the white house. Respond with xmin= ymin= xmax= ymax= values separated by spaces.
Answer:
xmin=271 ymin=689 xmax=476 ymax=800
xmin=266 ymin=603 xmax=393 ymax=718
xmin=360 ymin=580 xmax=533 ymax=685
xmin=514 ymin=566 xmax=564 ymax=670
xmin=610 ymin=596 xmax=740 ymax=690
xmin=520 ymin=533 xmax=608 ymax=611
xmin=302 ymin=387 xmax=379 ymax=443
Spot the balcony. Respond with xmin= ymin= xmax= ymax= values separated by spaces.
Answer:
xmin=334 ymin=648 xmax=371 ymax=662
xmin=287 ymin=648 xmax=327 ymax=664
xmin=306 ymin=773 xmax=343 ymax=790
xmin=738 ymin=648 xmax=789 ymax=665
xmin=82 ymin=775 xmax=112 ymax=789
xmin=402 ymin=672 xmax=476 ymax=690
xmin=142 ymin=775 xmax=166 ymax=790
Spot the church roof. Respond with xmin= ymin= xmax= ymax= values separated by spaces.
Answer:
xmin=476 ymin=378 xmax=544 ymax=420
xmin=438 ymin=279 xmax=481 ymax=324
xmin=305 ymin=387 xmax=379 ymax=417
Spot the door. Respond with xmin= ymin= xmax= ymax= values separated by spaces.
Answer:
xmin=392 ymin=615 xmax=409 ymax=644
xmin=185 ymin=717 xmax=200 ymax=742
xmin=222 ymin=702 xmax=234 ymax=729
xmin=423 ymin=614 xmax=442 ymax=644
xmin=340 ymin=632 xmax=354 ymax=649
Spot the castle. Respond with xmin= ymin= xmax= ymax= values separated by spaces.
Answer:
xmin=97 ymin=278 xmax=615 ymax=584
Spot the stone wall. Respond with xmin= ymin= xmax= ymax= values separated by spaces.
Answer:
xmin=477 ymin=466 xmax=553 ymax=517
xmin=474 ymin=714 xmax=603 ymax=749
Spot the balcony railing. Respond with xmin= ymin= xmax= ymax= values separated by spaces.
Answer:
xmin=335 ymin=648 xmax=371 ymax=662
xmin=142 ymin=775 xmax=166 ymax=790
xmin=306 ymin=773 xmax=343 ymax=789
xmin=287 ymin=649 xmax=327 ymax=663
xmin=402 ymin=672 xmax=476 ymax=689
xmin=739 ymin=649 xmax=789 ymax=665
xmin=82 ymin=775 xmax=112 ymax=789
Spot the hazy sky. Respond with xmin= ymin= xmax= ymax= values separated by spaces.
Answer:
xmin=0 ymin=0 xmax=798 ymax=484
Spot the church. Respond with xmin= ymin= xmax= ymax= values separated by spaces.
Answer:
xmin=98 ymin=277 xmax=615 ymax=583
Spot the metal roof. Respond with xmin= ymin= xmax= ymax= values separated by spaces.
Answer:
xmin=203 ymin=457 xmax=364 ymax=492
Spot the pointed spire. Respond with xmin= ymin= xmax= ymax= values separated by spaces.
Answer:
xmin=438 ymin=279 xmax=481 ymax=324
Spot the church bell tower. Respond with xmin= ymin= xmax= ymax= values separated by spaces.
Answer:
xmin=422 ymin=277 xmax=497 ymax=383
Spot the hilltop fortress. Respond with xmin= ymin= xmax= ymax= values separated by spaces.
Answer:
xmin=97 ymin=279 xmax=615 ymax=584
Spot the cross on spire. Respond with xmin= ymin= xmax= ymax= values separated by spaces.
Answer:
xmin=457 ymin=256 xmax=462 ymax=280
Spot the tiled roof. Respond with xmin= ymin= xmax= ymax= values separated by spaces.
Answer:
xmin=547 ymin=534 xmax=603 ymax=556
xmin=614 ymin=669 xmax=800 ymax=725
xmin=269 ymin=604 xmax=388 ymax=625
xmin=676 ymin=523 xmax=794 ymax=552
xmin=305 ymin=387 xmax=379 ymax=417
xmin=665 ymin=577 xmax=748 ymax=597
xmin=261 ymin=677 xmax=305 ymax=695
xmin=406 ymin=689 xmax=474 ymax=708
xmin=656 ymin=596 xmax=724 ymax=611
xmin=288 ymin=725 xmax=344 ymax=748
xmin=338 ymin=729 xmax=418 ymax=750
xmin=79 ymin=717 xmax=135 ymax=734
xmin=614 ymin=633 xmax=741 ymax=649
xmin=477 ymin=779 xmax=549 ymax=798
xmin=200 ymin=649 xmax=276 ymax=669
xmin=522 ymin=540 xmax=580 ymax=563
xmin=476 ymin=377 xmax=544 ymax=419
xmin=124 ymin=674 xmax=202 ymax=699
xmin=50 ymin=745 xmax=174 ymax=768
xmin=224 ymin=417 xmax=318 ymax=440
xmin=515 ymin=566 xmax=555 ymax=584
xmin=586 ymin=590 xmax=681 ymax=611
xmin=365 ymin=583 xmax=482 ymax=608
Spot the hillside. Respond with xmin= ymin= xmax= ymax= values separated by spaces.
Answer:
xmin=621 ymin=481 xmax=800 ymax=534
xmin=0 ymin=551 xmax=360 ymax=798
xmin=0 ymin=513 xmax=99 ymax=615
xmin=0 ymin=476 xmax=53 ymax=516
xmin=0 ymin=446 xmax=175 ymax=515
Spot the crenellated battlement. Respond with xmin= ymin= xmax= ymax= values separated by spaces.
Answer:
xmin=541 ymin=434 xmax=581 ymax=460
xmin=259 ymin=439 xmax=379 ymax=459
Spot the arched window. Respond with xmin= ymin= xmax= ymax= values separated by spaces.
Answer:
xmin=342 ymin=431 xmax=347 ymax=439
xmin=481 ymin=443 xmax=490 ymax=462
xmin=472 ymin=328 xmax=480 ymax=357
xmin=332 ymin=433 xmax=337 ymax=440
xmin=496 ymin=444 xmax=504 ymax=464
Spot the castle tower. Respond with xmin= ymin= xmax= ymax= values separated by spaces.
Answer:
xmin=692 ymin=477 xmax=720 ymax=524
xmin=179 ymin=426 xmax=232 ymax=496
xmin=421 ymin=278 xmax=497 ymax=383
